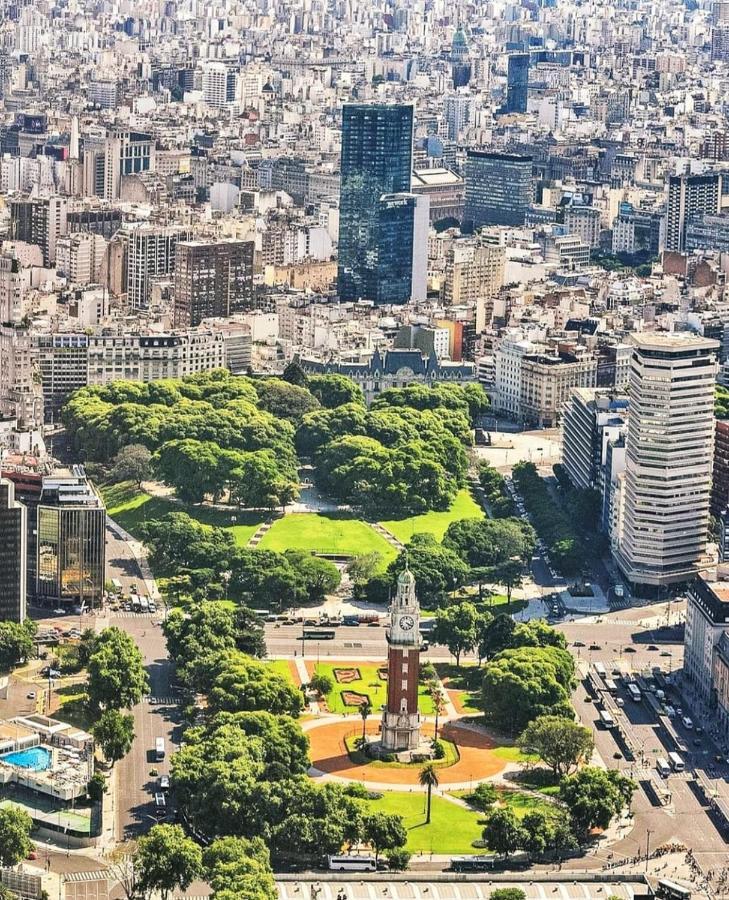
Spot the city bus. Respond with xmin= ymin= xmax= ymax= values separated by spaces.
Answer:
xmin=130 ymin=595 xmax=141 ymax=613
xmin=155 ymin=738 xmax=165 ymax=761
xmin=627 ymin=683 xmax=642 ymax=702
xmin=140 ymin=597 xmax=150 ymax=613
xmin=604 ymin=678 xmax=618 ymax=695
xmin=656 ymin=880 xmax=691 ymax=900
xmin=594 ymin=662 xmax=607 ymax=680
xmin=327 ymin=855 xmax=377 ymax=872
xmin=656 ymin=758 xmax=671 ymax=778
xmin=450 ymin=855 xmax=498 ymax=872
xmin=599 ymin=709 xmax=615 ymax=729
xmin=668 ymin=751 xmax=685 ymax=772
xmin=302 ymin=628 xmax=336 ymax=640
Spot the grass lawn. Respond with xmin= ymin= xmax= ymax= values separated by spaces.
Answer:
xmin=102 ymin=481 xmax=264 ymax=545
xmin=491 ymin=745 xmax=537 ymax=764
xmin=312 ymin=662 xmax=435 ymax=715
xmin=360 ymin=792 xmax=484 ymax=855
xmin=259 ymin=513 xmax=397 ymax=563
xmin=435 ymin=663 xmax=482 ymax=713
xmin=53 ymin=684 xmax=93 ymax=731
xmin=266 ymin=658 xmax=299 ymax=686
xmin=453 ymin=787 xmax=559 ymax=822
xmin=381 ymin=489 xmax=484 ymax=544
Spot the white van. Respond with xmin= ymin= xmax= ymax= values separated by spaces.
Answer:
xmin=656 ymin=758 xmax=671 ymax=778
xmin=327 ymin=855 xmax=377 ymax=872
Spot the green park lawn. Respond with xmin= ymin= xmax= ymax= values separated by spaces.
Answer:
xmin=361 ymin=792 xmax=484 ymax=855
xmin=381 ymin=489 xmax=484 ymax=544
xmin=266 ymin=658 xmax=298 ymax=686
xmin=312 ymin=662 xmax=435 ymax=716
xmin=102 ymin=481 xmax=264 ymax=546
xmin=454 ymin=787 xmax=558 ymax=820
xmin=258 ymin=512 xmax=397 ymax=563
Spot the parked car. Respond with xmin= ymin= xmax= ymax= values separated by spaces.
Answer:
xmin=26 ymin=692 xmax=35 ymax=699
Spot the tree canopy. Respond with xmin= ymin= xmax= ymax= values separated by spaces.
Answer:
xmin=559 ymin=767 xmax=635 ymax=839
xmin=519 ymin=715 xmax=594 ymax=777
xmin=86 ymin=627 xmax=148 ymax=712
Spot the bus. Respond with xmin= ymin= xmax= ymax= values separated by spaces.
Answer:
xmin=327 ymin=855 xmax=376 ymax=872
xmin=604 ymin=678 xmax=618 ymax=695
xmin=627 ymin=683 xmax=642 ymax=702
xmin=594 ymin=662 xmax=607 ymax=680
xmin=110 ymin=578 xmax=122 ymax=595
xmin=656 ymin=758 xmax=671 ymax=778
xmin=599 ymin=709 xmax=615 ymax=729
xmin=155 ymin=738 xmax=165 ymax=761
xmin=302 ymin=628 xmax=336 ymax=640
xmin=140 ymin=597 xmax=150 ymax=613
xmin=450 ymin=855 xmax=498 ymax=872
xmin=656 ymin=880 xmax=691 ymax=900
xmin=668 ymin=751 xmax=684 ymax=772
xmin=130 ymin=595 xmax=141 ymax=613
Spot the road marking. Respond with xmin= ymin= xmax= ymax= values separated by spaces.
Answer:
xmin=145 ymin=696 xmax=181 ymax=705
xmin=64 ymin=871 xmax=108 ymax=883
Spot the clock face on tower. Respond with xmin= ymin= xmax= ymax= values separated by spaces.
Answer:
xmin=399 ymin=615 xmax=415 ymax=631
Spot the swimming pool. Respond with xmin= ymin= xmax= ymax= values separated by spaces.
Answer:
xmin=0 ymin=747 xmax=52 ymax=771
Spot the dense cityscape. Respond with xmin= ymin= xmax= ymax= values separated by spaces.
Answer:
xmin=1 ymin=0 xmax=729 ymax=897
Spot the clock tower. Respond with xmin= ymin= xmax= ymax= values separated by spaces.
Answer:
xmin=381 ymin=564 xmax=422 ymax=752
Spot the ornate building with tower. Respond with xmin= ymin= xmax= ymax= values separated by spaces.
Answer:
xmin=381 ymin=565 xmax=422 ymax=752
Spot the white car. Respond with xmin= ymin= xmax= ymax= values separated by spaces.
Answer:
xmin=616 ymin=698 xmax=625 ymax=708
xmin=682 ymin=716 xmax=693 ymax=730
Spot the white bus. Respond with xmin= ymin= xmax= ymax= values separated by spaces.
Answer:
xmin=327 ymin=855 xmax=377 ymax=872
xmin=604 ymin=678 xmax=618 ymax=696
xmin=155 ymin=738 xmax=165 ymax=761
xmin=627 ymin=683 xmax=642 ymax=702
xmin=140 ymin=597 xmax=150 ymax=614
xmin=130 ymin=595 xmax=141 ymax=613
xmin=656 ymin=758 xmax=671 ymax=778
xmin=110 ymin=578 xmax=122 ymax=595
xmin=599 ymin=709 xmax=615 ymax=729
xmin=594 ymin=662 xmax=607 ymax=680
xmin=668 ymin=751 xmax=684 ymax=772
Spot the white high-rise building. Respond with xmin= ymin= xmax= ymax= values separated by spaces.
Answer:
xmin=202 ymin=62 xmax=234 ymax=108
xmin=616 ymin=333 xmax=719 ymax=594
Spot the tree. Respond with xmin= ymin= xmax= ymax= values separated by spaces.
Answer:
xmin=204 ymin=836 xmax=277 ymax=900
xmin=234 ymin=607 xmax=267 ymax=659
xmin=0 ymin=621 xmax=35 ymax=672
xmin=208 ymin=652 xmax=303 ymax=716
xmin=519 ymin=716 xmax=594 ymax=777
xmin=111 ymin=443 xmax=152 ymax=487
xmin=347 ymin=552 xmax=384 ymax=586
xmin=360 ymin=700 xmax=372 ymax=742
xmin=444 ymin=518 xmax=533 ymax=570
xmin=92 ymin=709 xmax=135 ymax=766
xmin=520 ymin=809 xmax=550 ymax=857
xmin=135 ymin=824 xmax=203 ymax=900
xmin=308 ymin=374 xmax=365 ymax=409
xmin=469 ymin=782 xmax=498 ymax=811
xmin=386 ymin=535 xmax=469 ymax=609
xmin=86 ymin=627 xmax=149 ymax=712
xmin=481 ymin=646 xmax=575 ymax=734
xmin=559 ymin=767 xmax=636 ymax=840
xmin=254 ymin=378 xmax=319 ymax=422
xmin=0 ymin=807 xmax=32 ymax=866
xmin=493 ymin=560 xmax=524 ymax=603
xmin=429 ymin=683 xmax=446 ymax=740
xmin=387 ymin=848 xmax=412 ymax=871
xmin=491 ymin=890 xmax=526 ymax=900
xmin=419 ymin=763 xmax=439 ymax=825
xmin=432 ymin=602 xmax=480 ymax=667
xmin=309 ymin=672 xmax=334 ymax=697
xmin=478 ymin=614 xmax=516 ymax=663
xmin=87 ymin=771 xmax=108 ymax=802
xmin=282 ymin=361 xmax=309 ymax=388
xmin=481 ymin=808 xmax=525 ymax=858
xmin=362 ymin=812 xmax=407 ymax=863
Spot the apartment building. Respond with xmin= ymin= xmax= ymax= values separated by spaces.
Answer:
xmin=684 ymin=576 xmax=729 ymax=704
xmin=56 ymin=233 xmax=107 ymax=285
xmin=174 ymin=240 xmax=255 ymax=327
xmin=442 ymin=238 xmax=505 ymax=333
xmin=0 ymin=477 xmax=27 ymax=622
xmin=561 ymin=388 xmax=627 ymax=490
xmin=126 ymin=225 xmax=191 ymax=310
xmin=616 ymin=333 xmax=719 ymax=595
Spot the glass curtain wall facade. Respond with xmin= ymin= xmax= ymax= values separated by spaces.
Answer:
xmin=337 ymin=104 xmax=413 ymax=303
xmin=464 ymin=150 xmax=534 ymax=229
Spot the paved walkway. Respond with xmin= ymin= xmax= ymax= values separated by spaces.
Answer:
xmin=305 ymin=716 xmax=507 ymax=788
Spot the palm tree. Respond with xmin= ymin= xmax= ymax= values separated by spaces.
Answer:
xmin=429 ymin=683 xmax=446 ymax=741
xmin=360 ymin=700 xmax=372 ymax=743
xmin=419 ymin=763 xmax=439 ymax=825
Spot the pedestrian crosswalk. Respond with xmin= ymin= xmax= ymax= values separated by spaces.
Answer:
xmin=112 ymin=611 xmax=157 ymax=619
xmin=145 ymin=695 xmax=182 ymax=705
xmin=64 ymin=871 xmax=108 ymax=883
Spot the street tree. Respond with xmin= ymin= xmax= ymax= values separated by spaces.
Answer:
xmin=481 ymin=808 xmax=525 ymax=858
xmin=204 ymin=835 xmax=277 ymax=900
xmin=92 ymin=709 xmax=135 ymax=766
xmin=559 ymin=767 xmax=636 ymax=840
xmin=492 ymin=560 xmax=524 ymax=604
xmin=491 ymin=890 xmax=526 ymax=900
xmin=419 ymin=763 xmax=439 ymax=825
xmin=0 ymin=621 xmax=35 ymax=673
xmin=308 ymin=672 xmax=334 ymax=697
xmin=469 ymin=782 xmax=498 ymax=811
xmin=519 ymin=716 xmax=594 ymax=777
xmin=362 ymin=812 xmax=407 ymax=863
xmin=86 ymin=627 xmax=148 ymax=712
xmin=135 ymin=824 xmax=203 ymax=900
xmin=0 ymin=807 xmax=32 ymax=867
xmin=429 ymin=683 xmax=447 ymax=740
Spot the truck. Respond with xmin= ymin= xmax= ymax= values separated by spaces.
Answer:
xmin=130 ymin=595 xmax=141 ymax=613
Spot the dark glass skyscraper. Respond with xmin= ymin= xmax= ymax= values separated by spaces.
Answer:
xmin=505 ymin=53 xmax=530 ymax=114
xmin=464 ymin=150 xmax=534 ymax=229
xmin=338 ymin=104 xmax=414 ymax=303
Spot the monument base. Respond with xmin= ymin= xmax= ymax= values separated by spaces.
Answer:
xmin=363 ymin=736 xmax=435 ymax=765
xmin=380 ymin=709 xmax=422 ymax=753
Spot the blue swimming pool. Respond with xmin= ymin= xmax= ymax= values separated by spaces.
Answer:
xmin=0 ymin=747 xmax=51 ymax=771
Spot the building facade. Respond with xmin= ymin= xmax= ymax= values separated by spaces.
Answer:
xmin=173 ymin=239 xmax=255 ymax=327
xmin=464 ymin=150 xmax=534 ymax=229
xmin=0 ymin=477 xmax=27 ymax=622
xmin=665 ymin=172 xmax=721 ymax=252
xmin=616 ymin=333 xmax=719 ymax=594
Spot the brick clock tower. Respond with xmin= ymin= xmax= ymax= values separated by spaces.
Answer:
xmin=381 ymin=565 xmax=422 ymax=752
